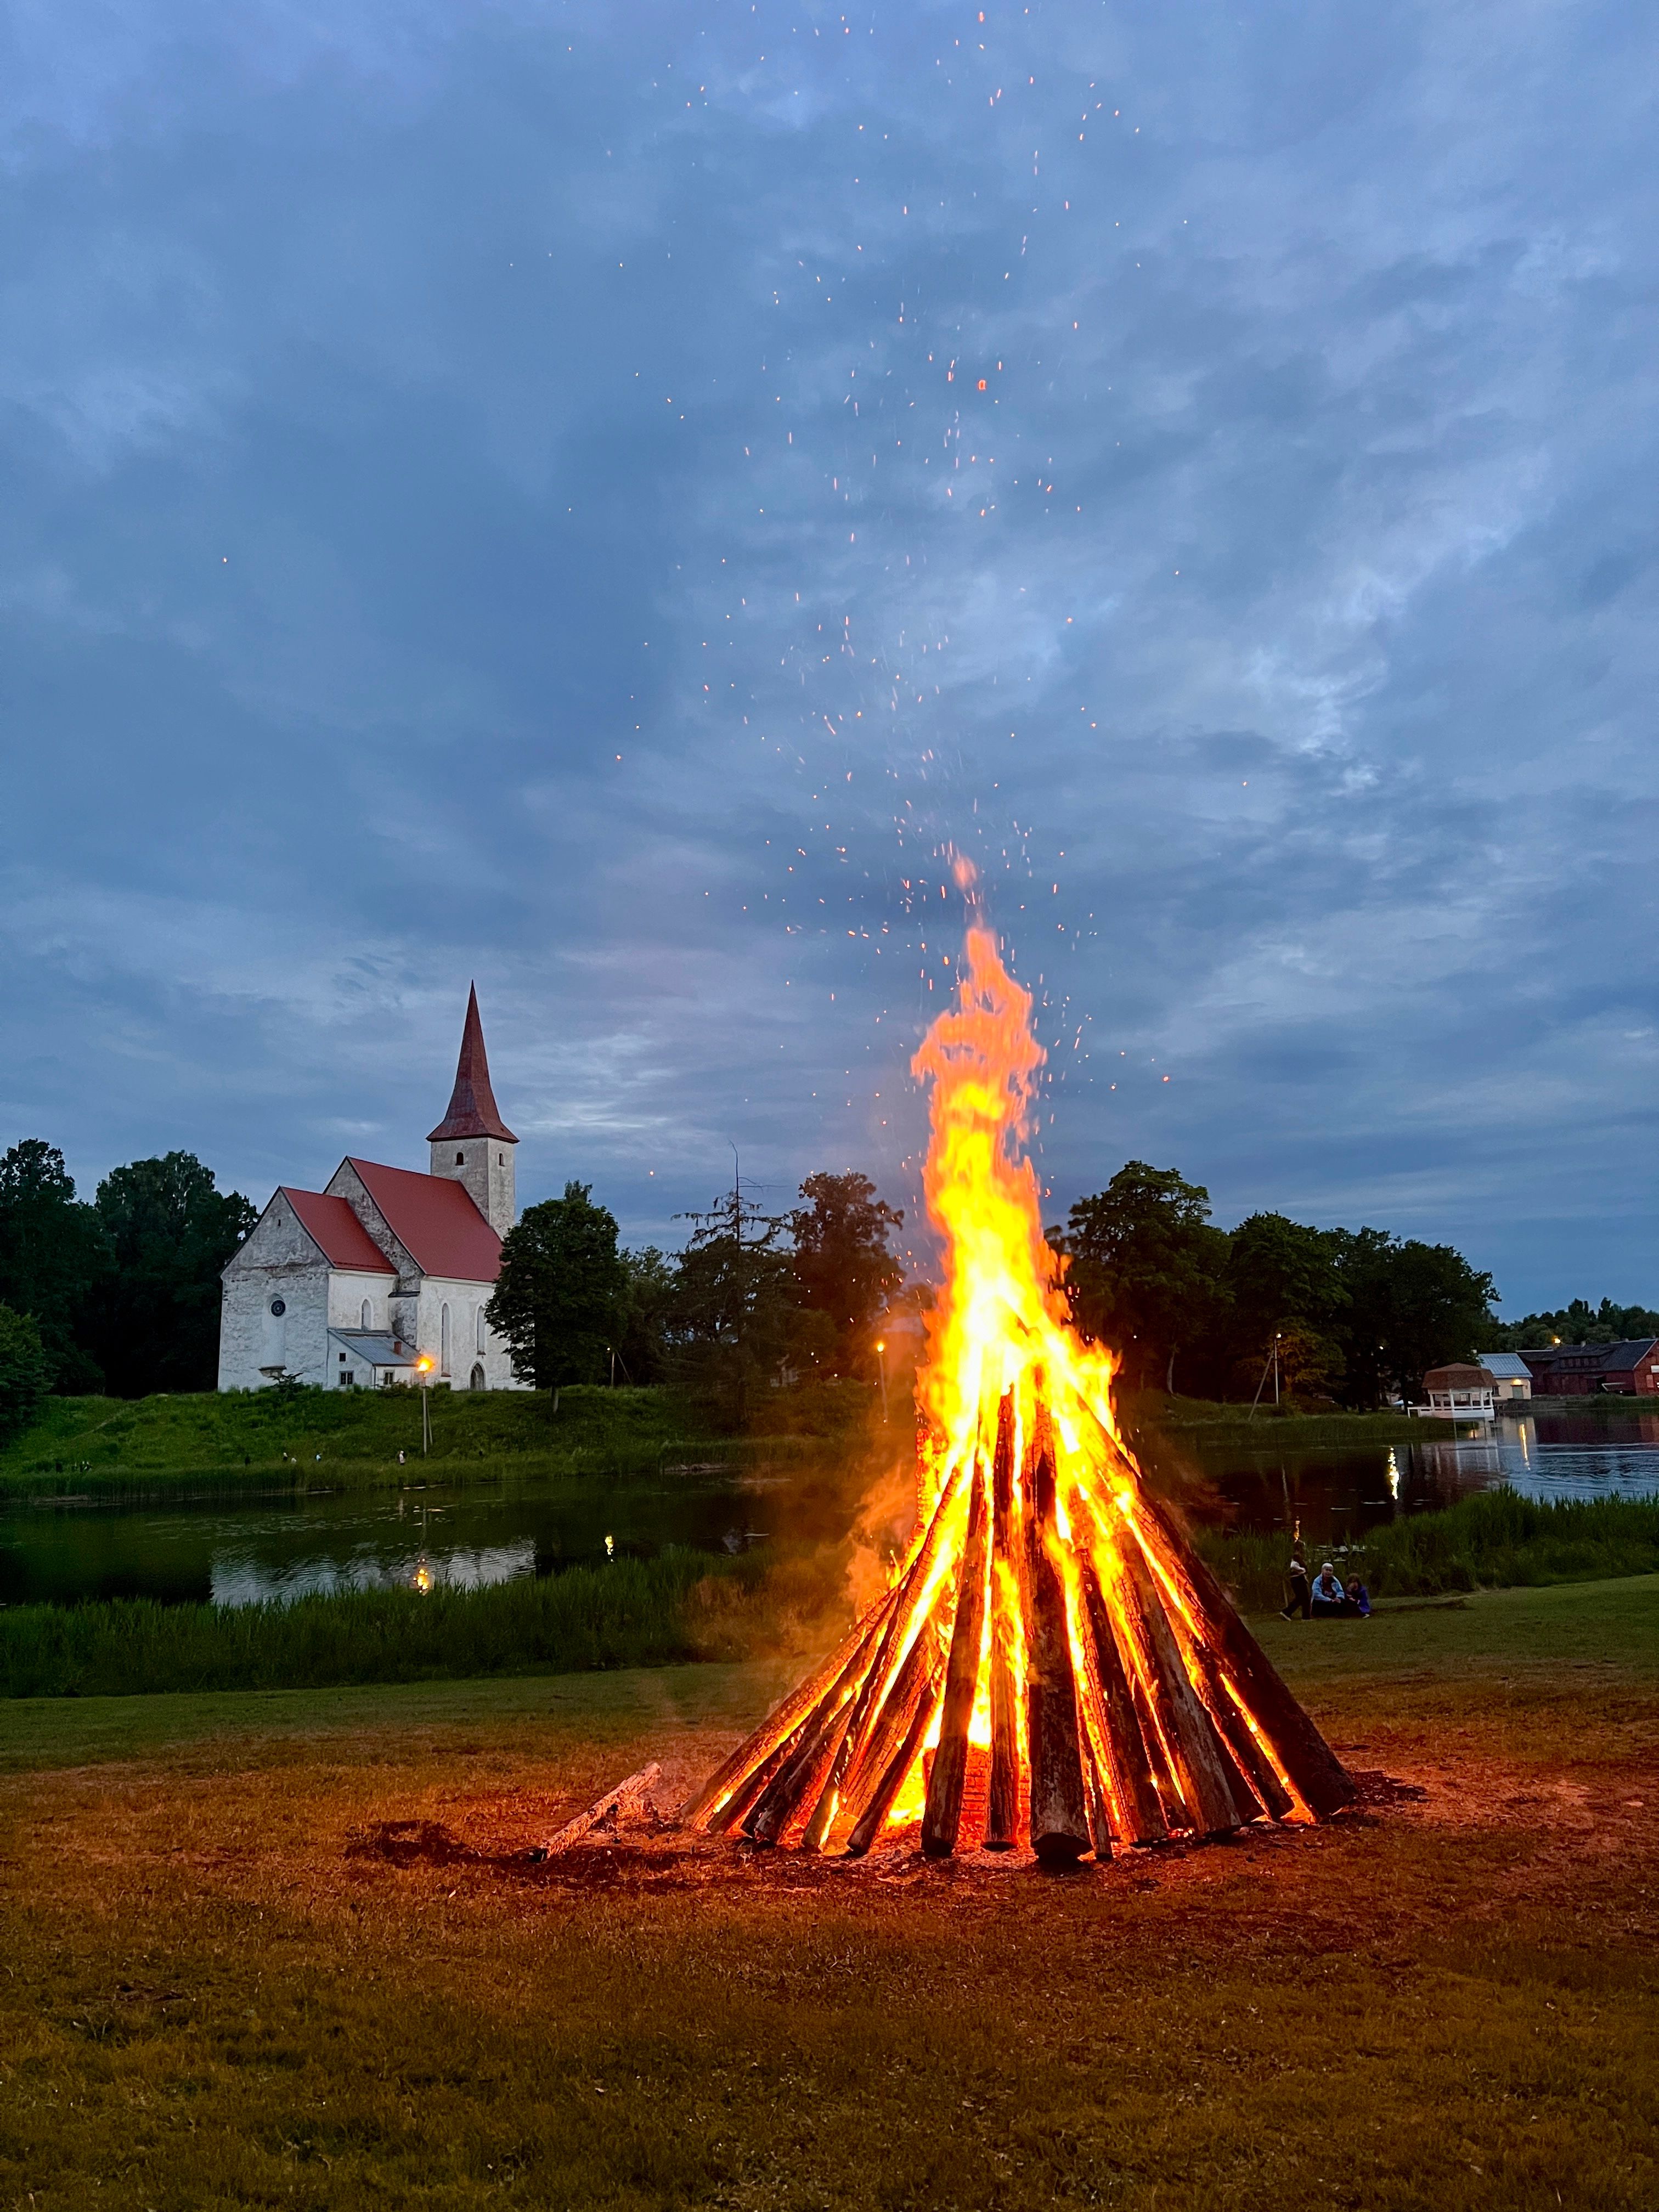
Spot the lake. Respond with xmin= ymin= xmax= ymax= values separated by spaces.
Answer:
xmin=2 ymin=1410 xmax=1655 ymax=1610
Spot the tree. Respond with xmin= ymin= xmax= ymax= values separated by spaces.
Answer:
xmin=1486 ymin=1296 xmax=1659 ymax=1350
xmin=82 ymin=1152 xmax=256 ymax=1396
xmin=486 ymin=1182 xmax=630 ymax=1389
xmin=788 ymin=1170 xmax=904 ymax=1375
xmin=614 ymin=1246 xmax=677 ymax=1384
xmin=0 ymin=1139 xmax=107 ymax=1391
xmin=1333 ymin=1230 xmax=1499 ymax=1406
xmin=1062 ymin=1164 xmax=1231 ymax=1393
xmin=1222 ymin=1212 xmax=1348 ymax=1399
xmin=667 ymin=1186 xmax=802 ymax=1420
xmin=0 ymin=1304 xmax=52 ymax=1444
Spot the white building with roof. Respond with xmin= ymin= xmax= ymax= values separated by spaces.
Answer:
xmin=1476 ymin=1353 xmax=1533 ymax=1402
xmin=217 ymin=988 xmax=528 ymax=1392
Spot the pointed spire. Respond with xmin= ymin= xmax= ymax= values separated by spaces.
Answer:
xmin=427 ymin=985 xmax=518 ymax=1143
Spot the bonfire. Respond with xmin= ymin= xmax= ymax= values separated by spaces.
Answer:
xmin=671 ymin=898 xmax=1356 ymax=1865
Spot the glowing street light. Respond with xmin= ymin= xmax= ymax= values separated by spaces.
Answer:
xmin=415 ymin=1354 xmax=434 ymax=1455
xmin=875 ymin=1337 xmax=889 ymax=1424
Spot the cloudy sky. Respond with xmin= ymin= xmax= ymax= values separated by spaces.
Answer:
xmin=2 ymin=0 xmax=1655 ymax=1313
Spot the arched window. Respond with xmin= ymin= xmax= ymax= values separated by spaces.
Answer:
xmin=470 ymin=1362 xmax=486 ymax=1393
xmin=476 ymin=1307 xmax=486 ymax=1353
xmin=440 ymin=1303 xmax=451 ymax=1377
xmin=361 ymin=1298 xmax=371 ymax=1329
xmin=455 ymin=1150 xmax=465 ymax=1166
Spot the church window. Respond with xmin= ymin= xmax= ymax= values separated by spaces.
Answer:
xmin=362 ymin=1299 xmax=371 ymax=1329
xmin=498 ymin=1153 xmax=504 ymax=1166
xmin=456 ymin=1150 xmax=465 ymax=1165
xmin=476 ymin=1308 xmax=486 ymax=1353
xmin=441 ymin=1304 xmax=452 ymax=1377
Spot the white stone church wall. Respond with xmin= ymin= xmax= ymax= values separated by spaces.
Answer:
xmin=413 ymin=1276 xmax=525 ymax=1390
xmin=218 ymin=1197 xmax=332 ymax=1390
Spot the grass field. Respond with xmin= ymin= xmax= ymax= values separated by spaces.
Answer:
xmin=1 ymin=1578 xmax=1654 ymax=2209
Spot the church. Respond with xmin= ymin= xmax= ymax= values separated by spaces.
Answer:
xmin=217 ymin=988 xmax=528 ymax=1393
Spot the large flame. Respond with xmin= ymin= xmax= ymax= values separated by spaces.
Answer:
xmin=682 ymin=893 xmax=1356 ymax=1860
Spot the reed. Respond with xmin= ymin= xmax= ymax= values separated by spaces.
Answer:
xmin=0 ymin=1547 xmax=838 ymax=1700
xmin=1194 ymin=1486 xmax=1659 ymax=1611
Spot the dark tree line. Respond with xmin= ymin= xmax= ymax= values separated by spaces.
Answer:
xmin=1057 ymin=1161 xmax=1503 ymax=1407
xmin=1484 ymin=1297 xmax=1659 ymax=1350
xmin=0 ymin=1138 xmax=255 ymax=1434
xmin=486 ymin=1170 xmax=905 ymax=1418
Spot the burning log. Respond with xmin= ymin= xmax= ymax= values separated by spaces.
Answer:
xmin=680 ymin=1594 xmax=896 ymax=1831
xmin=921 ymin=1459 xmax=992 ymax=1856
xmin=1116 ymin=1536 xmax=1255 ymax=1837
xmin=799 ymin=1459 xmax=968 ymax=1852
xmin=1129 ymin=1492 xmax=1357 ymax=1819
xmin=845 ymin=1624 xmax=946 ymax=1855
xmin=1023 ymin=1405 xmax=1092 ymax=1865
xmin=1075 ymin=1564 xmax=1167 ymax=1847
xmin=984 ymin=1393 xmax=1022 ymax=1850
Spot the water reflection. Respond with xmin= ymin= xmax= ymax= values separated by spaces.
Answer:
xmin=1193 ymin=1411 xmax=1659 ymax=1550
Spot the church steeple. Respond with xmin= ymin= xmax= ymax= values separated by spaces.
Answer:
xmin=428 ymin=987 xmax=517 ymax=1237
xmin=428 ymin=984 xmax=517 ymax=1144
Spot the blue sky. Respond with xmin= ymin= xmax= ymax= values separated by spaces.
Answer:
xmin=2 ymin=0 xmax=1655 ymax=1314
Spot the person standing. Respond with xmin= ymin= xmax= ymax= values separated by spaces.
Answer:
xmin=1282 ymin=1547 xmax=1311 ymax=1620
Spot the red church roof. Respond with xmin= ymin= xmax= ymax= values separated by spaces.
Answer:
xmin=427 ymin=984 xmax=517 ymax=1144
xmin=346 ymin=1158 xmax=503 ymax=1283
xmin=282 ymin=1189 xmax=396 ymax=1273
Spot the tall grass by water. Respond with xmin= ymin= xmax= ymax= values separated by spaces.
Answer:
xmin=0 ymin=1546 xmax=848 ymax=1700
xmin=1195 ymin=1486 xmax=1659 ymax=1611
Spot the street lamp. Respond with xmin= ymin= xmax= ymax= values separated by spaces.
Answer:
xmin=874 ymin=1338 xmax=889 ymax=1424
xmin=415 ymin=1355 xmax=434 ymax=1455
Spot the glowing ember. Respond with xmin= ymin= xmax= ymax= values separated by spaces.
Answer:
xmin=684 ymin=891 xmax=1356 ymax=1861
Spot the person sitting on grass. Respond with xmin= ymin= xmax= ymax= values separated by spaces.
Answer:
xmin=1344 ymin=1576 xmax=1372 ymax=1618
xmin=1309 ymin=1562 xmax=1346 ymax=1617
xmin=1281 ymin=1548 xmax=1311 ymax=1620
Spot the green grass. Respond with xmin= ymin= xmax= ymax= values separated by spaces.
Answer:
xmin=1 ymin=1579 xmax=1656 ymax=2210
xmin=1195 ymin=1485 xmax=1659 ymax=1610
xmin=0 ymin=1380 xmax=882 ymax=1498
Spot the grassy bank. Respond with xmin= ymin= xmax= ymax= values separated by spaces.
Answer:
xmin=1129 ymin=1390 xmax=1455 ymax=1447
xmin=0 ymin=1545 xmax=850 ymax=1700
xmin=2 ymin=1580 xmax=1655 ymax=2211
xmin=1 ymin=1380 xmax=882 ymax=1499
xmin=1195 ymin=1485 xmax=1659 ymax=1610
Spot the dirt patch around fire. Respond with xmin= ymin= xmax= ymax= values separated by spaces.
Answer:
xmin=1 ymin=1577 xmax=1655 ymax=2211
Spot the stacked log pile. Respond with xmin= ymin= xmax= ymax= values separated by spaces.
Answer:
xmin=681 ymin=1393 xmax=1356 ymax=1861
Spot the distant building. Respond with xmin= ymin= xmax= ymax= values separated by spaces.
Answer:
xmin=1516 ymin=1339 xmax=1659 ymax=1397
xmin=1421 ymin=1363 xmax=1497 ymax=1418
xmin=1474 ymin=1353 xmax=1533 ymax=1402
xmin=217 ymin=988 xmax=527 ymax=1393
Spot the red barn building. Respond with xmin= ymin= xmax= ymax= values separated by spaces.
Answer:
xmin=1517 ymin=1339 xmax=1659 ymax=1396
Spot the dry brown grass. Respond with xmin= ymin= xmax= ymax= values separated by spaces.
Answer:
xmin=1 ymin=1583 xmax=1656 ymax=2210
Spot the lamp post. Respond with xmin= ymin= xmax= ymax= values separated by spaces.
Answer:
xmin=415 ymin=1355 xmax=433 ymax=1454
xmin=875 ymin=1338 xmax=889 ymax=1424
